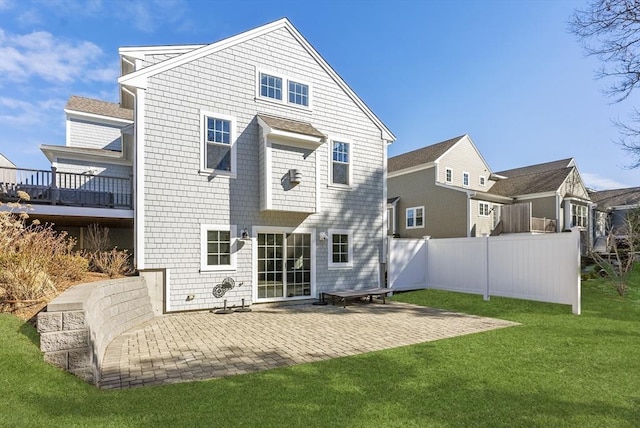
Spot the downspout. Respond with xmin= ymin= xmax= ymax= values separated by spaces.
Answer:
xmin=467 ymin=191 xmax=476 ymax=237
xmin=555 ymin=193 xmax=561 ymax=232
xmin=381 ymin=140 xmax=391 ymax=287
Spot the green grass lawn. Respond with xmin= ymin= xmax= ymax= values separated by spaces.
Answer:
xmin=1 ymin=269 xmax=638 ymax=427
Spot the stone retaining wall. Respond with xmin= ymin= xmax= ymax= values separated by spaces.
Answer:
xmin=37 ymin=276 xmax=154 ymax=385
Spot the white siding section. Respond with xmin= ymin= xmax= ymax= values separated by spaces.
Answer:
xmin=68 ymin=118 xmax=123 ymax=151
xmin=388 ymin=229 xmax=581 ymax=314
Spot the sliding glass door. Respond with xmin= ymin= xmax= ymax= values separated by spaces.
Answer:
xmin=257 ymin=232 xmax=311 ymax=299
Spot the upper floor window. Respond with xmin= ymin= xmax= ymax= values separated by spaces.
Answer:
xmin=260 ymin=73 xmax=283 ymax=100
xmin=331 ymin=141 xmax=350 ymax=186
xmin=479 ymin=202 xmax=490 ymax=217
xmin=328 ymin=229 xmax=353 ymax=269
xmin=445 ymin=168 xmax=453 ymax=183
xmin=257 ymin=69 xmax=311 ymax=108
xmin=571 ymin=204 xmax=587 ymax=228
xmin=463 ymin=172 xmax=470 ymax=187
xmin=479 ymin=176 xmax=486 ymax=186
xmin=288 ymin=81 xmax=309 ymax=106
xmin=406 ymin=206 xmax=424 ymax=229
xmin=201 ymin=111 xmax=236 ymax=175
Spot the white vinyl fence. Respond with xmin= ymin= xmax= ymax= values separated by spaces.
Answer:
xmin=388 ymin=229 xmax=581 ymax=314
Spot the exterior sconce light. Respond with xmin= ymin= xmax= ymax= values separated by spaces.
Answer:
xmin=289 ymin=169 xmax=302 ymax=184
xmin=319 ymin=231 xmax=328 ymax=241
xmin=241 ymin=229 xmax=249 ymax=239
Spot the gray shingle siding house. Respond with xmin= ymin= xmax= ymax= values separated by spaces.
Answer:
xmin=118 ymin=18 xmax=395 ymax=312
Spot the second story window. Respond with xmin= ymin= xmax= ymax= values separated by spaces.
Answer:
xmin=260 ymin=73 xmax=283 ymax=100
xmin=257 ymin=69 xmax=311 ymax=108
xmin=445 ymin=168 xmax=452 ymax=183
xmin=288 ymin=81 xmax=309 ymax=106
xmin=463 ymin=172 xmax=470 ymax=187
xmin=331 ymin=141 xmax=350 ymax=186
xmin=201 ymin=111 xmax=236 ymax=175
xmin=479 ymin=176 xmax=486 ymax=186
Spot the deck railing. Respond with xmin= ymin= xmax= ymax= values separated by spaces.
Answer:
xmin=0 ymin=166 xmax=132 ymax=209
xmin=531 ymin=217 xmax=557 ymax=233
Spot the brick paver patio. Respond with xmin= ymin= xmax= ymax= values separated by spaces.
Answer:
xmin=100 ymin=300 xmax=518 ymax=389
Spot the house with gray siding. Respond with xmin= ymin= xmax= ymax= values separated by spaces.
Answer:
xmin=116 ymin=18 xmax=395 ymax=312
xmin=0 ymin=96 xmax=134 ymax=250
xmin=589 ymin=187 xmax=640 ymax=251
xmin=388 ymin=138 xmax=592 ymax=246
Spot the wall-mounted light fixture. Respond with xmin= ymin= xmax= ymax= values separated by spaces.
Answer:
xmin=319 ymin=231 xmax=328 ymax=241
xmin=241 ymin=228 xmax=249 ymax=239
xmin=289 ymin=169 xmax=302 ymax=184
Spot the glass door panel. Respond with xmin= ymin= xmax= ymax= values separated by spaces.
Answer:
xmin=257 ymin=232 xmax=311 ymax=299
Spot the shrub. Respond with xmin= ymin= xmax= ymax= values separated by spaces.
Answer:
xmin=0 ymin=199 xmax=88 ymax=303
xmin=91 ymin=249 xmax=131 ymax=278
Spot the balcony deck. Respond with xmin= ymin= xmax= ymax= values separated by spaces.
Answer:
xmin=0 ymin=166 xmax=132 ymax=209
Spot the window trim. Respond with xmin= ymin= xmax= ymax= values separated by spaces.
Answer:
xmin=328 ymin=228 xmax=353 ymax=269
xmin=479 ymin=175 xmax=486 ymax=186
xmin=200 ymin=224 xmax=237 ymax=272
xmin=462 ymin=171 xmax=470 ymax=187
xmin=255 ymin=68 xmax=312 ymax=110
xmin=571 ymin=204 xmax=588 ymax=228
xmin=406 ymin=206 xmax=425 ymax=229
xmin=445 ymin=167 xmax=453 ymax=184
xmin=200 ymin=110 xmax=237 ymax=177
xmin=479 ymin=202 xmax=490 ymax=217
xmin=328 ymin=137 xmax=353 ymax=189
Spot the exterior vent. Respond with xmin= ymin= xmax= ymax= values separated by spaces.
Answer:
xmin=289 ymin=169 xmax=302 ymax=184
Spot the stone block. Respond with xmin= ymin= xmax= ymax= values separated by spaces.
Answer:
xmin=70 ymin=367 xmax=96 ymax=385
xmin=40 ymin=330 xmax=88 ymax=352
xmin=68 ymin=347 xmax=91 ymax=370
xmin=44 ymin=351 xmax=68 ymax=369
xmin=37 ymin=312 xmax=62 ymax=333
xmin=63 ymin=311 xmax=85 ymax=330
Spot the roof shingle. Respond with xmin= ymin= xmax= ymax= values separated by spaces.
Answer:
xmin=257 ymin=114 xmax=325 ymax=139
xmin=66 ymin=96 xmax=133 ymax=121
xmin=388 ymin=135 xmax=465 ymax=173
xmin=488 ymin=167 xmax=574 ymax=197
xmin=589 ymin=187 xmax=640 ymax=208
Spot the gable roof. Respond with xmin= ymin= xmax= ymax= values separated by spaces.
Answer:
xmin=488 ymin=167 xmax=574 ymax=197
xmin=66 ymin=96 xmax=133 ymax=122
xmin=589 ymin=187 xmax=640 ymax=208
xmin=388 ymin=135 xmax=465 ymax=173
xmin=495 ymin=158 xmax=574 ymax=178
xmin=118 ymin=18 xmax=394 ymax=142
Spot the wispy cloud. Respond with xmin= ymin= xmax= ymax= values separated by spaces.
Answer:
xmin=0 ymin=0 xmax=12 ymax=10
xmin=582 ymin=172 xmax=629 ymax=191
xmin=113 ymin=0 xmax=192 ymax=33
xmin=0 ymin=28 xmax=118 ymax=84
xmin=0 ymin=96 xmax=65 ymax=126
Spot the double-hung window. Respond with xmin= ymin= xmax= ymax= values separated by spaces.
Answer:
xmin=406 ymin=206 xmax=424 ymax=229
xmin=571 ymin=204 xmax=587 ymax=228
xmin=258 ymin=70 xmax=311 ymax=108
xmin=288 ymin=80 xmax=309 ymax=106
xmin=445 ymin=168 xmax=453 ymax=183
xmin=201 ymin=111 xmax=236 ymax=175
xmin=331 ymin=141 xmax=350 ymax=186
xmin=328 ymin=229 xmax=353 ymax=269
xmin=260 ymin=73 xmax=283 ymax=100
xmin=201 ymin=225 xmax=236 ymax=271
xmin=463 ymin=172 xmax=470 ymax=187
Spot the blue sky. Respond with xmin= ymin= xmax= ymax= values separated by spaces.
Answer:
xmin=0 ymin=0 xmax=637 ymax=189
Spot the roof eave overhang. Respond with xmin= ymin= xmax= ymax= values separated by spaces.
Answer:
xmin=388 ymin=163 xmax=435 ymax=179
xmin=65 ymin=109 xmax=133 ymax=126
xmin=40 ymin=145 xmax=132 ymax=166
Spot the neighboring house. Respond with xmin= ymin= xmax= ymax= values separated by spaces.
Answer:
xmin=388 ymin=138 xmax=592 ymax=247
xmin=0 ymin=153 xmax=17 ymax=186
xmin=589 ymin=187 xmax=640 ymax=252
xmin=0 ymin=97 xmax=134 ymax=250
xmin=113 ymin=18 xmax=395 ymax=312
xmin=387 ymin=134 xmax=510 ymax=239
